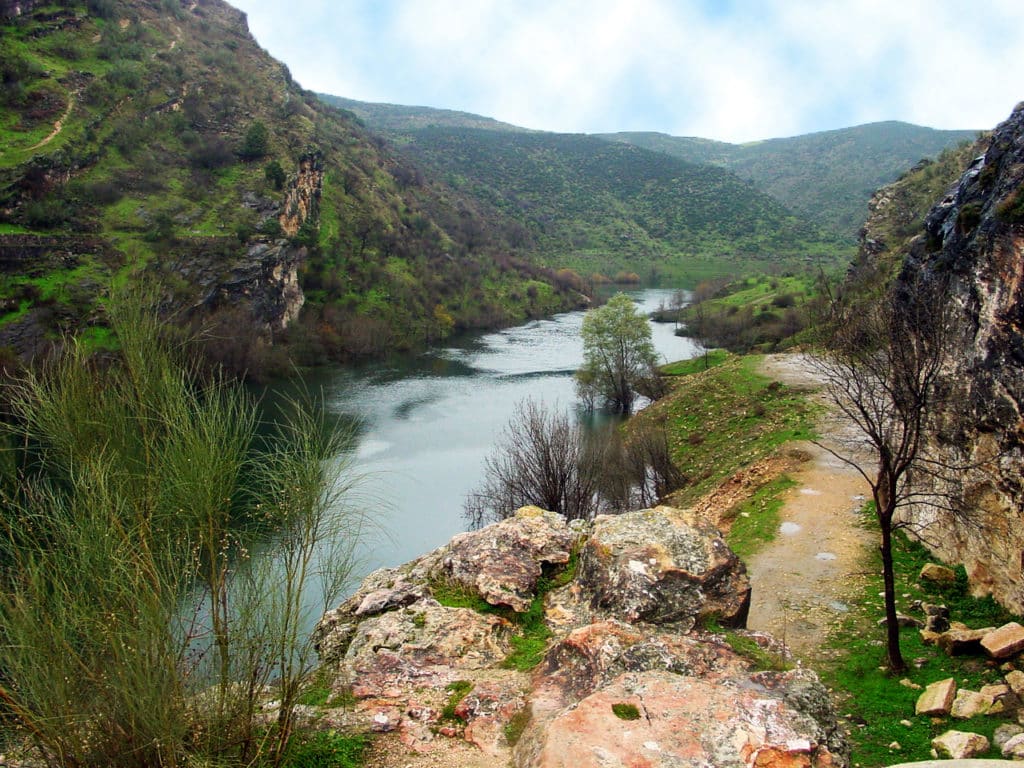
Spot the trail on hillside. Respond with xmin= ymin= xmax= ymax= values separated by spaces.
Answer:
xmin=744 ymin=353 xmax=876 ymax=663
xmin=29 ymin=95 xmax=74 ymax=151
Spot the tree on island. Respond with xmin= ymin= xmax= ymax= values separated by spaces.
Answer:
xmin=576 ymin=293 xmax=659 ymax=414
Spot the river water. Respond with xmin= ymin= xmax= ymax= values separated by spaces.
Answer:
xmin=305 ymin=288 xmax=699 ymax=584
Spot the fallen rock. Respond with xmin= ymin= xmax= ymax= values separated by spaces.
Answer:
xmin=337 ymin=600 xmax=513 ymax=699
xmin=994 ymin=723 xmax=1024 ymax=750
xmin=951 ymin=688 xmax=995 ymax=719
xmin=920 ymin=563 xmax=957 ymax=584
xmin=515 ymin=670 xmax=840 ymax=768
xmin=577 ymin=506 xmax=750 ymax=630
xmin=1003 ymin=732 xmax=1024 ymax=759
xmin=435 ymin=507 xmax=576 ymax=613
xmin=938 ymin=627 xmax=994 ymax=656
xmin=916 ymin=678 xmax=956 ymax=716
xmin=1007 ymin=669 xmax=1024 ymax=697
xmin=922 ymin=603 xmax=951 ymax=633
xmin=931 ymin=730 xmax=990 ymax=759
xmin=983 ymin=622 xmax=1024 ymax=659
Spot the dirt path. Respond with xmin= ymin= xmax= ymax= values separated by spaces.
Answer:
xmin=744 ymin=354 xmax=876 ymax=664
xmin=28 ymin=95 xmax=74 ymax=151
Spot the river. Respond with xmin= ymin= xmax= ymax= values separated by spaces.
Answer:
xmin=303 ymin=288 xmax=699 ymax=585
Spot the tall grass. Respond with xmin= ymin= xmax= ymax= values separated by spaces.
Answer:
xmin=0 ymin=289 xmax=361 ymax=767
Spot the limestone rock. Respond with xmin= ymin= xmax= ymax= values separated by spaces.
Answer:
xmin=1003 ymin=732 xmax=1024 ymax=759
xmin=931 ymin=730 xmax=990 ymax=759
xmin=995 ymin=723 xmax=1024 ymax=750
xmin=1007 ymin=669 xmax=1024 ymax=697
xmin=938 ymin=627 xmax=994 ymax=656
xmin=920 ymin=564 xmax=957 ymax=584
xmin=577 ymin=506 xmax=750 ymax=630
xmin=891 ymin=103 xmax=1024 ymax=615
xmin=916 ymin=678 xmax=956 ymax=716
xmin=434 ymin=507 xmax=576 ymax=613
xmin=951 ymin=688 xmax=995 ymax=719
xmin=923 ymin=603 xmax=951 ymax=633
xmin=515 ymin=670 xmax=840 ymax=768
xmin=983 ymin=622 xmax=1024 ymax=659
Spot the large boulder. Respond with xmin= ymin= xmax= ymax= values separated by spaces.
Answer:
xmin=433 ymin=507 xmax=576 ymax=613
xmin=515 ymin=670 xmax=841 ymax=768
xmin=312 ymin=505 xmax=845 ymax=766
xmin=576 ymin=506 xmax=750 ymax=630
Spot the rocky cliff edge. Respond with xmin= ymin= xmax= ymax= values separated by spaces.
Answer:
xmin=309 ymin=506 xmax=848 ymax=768
xmin=895 ymin=102 xmax=1024 ymax=613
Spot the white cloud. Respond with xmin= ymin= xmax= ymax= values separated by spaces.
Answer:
xmin=231 ymin=0 xmax=1024 ymax=141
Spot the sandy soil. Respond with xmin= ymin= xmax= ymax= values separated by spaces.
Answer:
xmin=744 ymin=354 xmax=876 ymax=664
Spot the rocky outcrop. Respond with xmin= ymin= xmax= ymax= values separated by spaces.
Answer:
xmin=576 ymin=506 xmax=750 ymax=629
xmin=196 ymin=240 xmax=306 ymax=332
xmin=891 ymin=102 xmax=1024 ymax=612
xmin=278 ymin=151 xmax=323 ymax=238
xmin=0 ymin=0 xmax=35 ymax=17
xmin=313 ymin=507 xmax=847 ymax=768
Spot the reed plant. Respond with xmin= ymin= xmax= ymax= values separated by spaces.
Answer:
xmin=0 ymin=288 xmax=362 ymax=767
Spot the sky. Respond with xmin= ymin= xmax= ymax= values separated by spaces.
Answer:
xmin=229 ymin=0 xmax=1024 ymax=144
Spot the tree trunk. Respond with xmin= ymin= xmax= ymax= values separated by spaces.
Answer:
xmin=879 ymin=513 xmax=906 ymax=673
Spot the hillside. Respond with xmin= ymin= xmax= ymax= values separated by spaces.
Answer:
xmin=602 ymin=122 xmax=978 ymax=239
xmin=0 ymin=0 xmax=584 ymax=370
xmin=320 ymin=95 xmax=534 ymax=134
xmin=321 ymin=95 xmax=847 ymax=285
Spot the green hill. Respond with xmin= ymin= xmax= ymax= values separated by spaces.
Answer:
xmin=601 ymin=122 xmax=978 ymax=239
xmin=320 ymin=96 xmax=847 ymax=285
xmin=0 ymin=0 xmax=583 ymax=370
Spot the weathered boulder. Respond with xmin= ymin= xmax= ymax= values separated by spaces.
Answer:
xmin=994 ymin=723 xmax=1024 ymax=751
xmin=313 ymin=505 xmax=845 ymax=766
xmin=939 ymin=627 xmax=994 ymax=656
xmin=1002 ymin=732 xmax=1024 ymax=759
xmin=916 ymin=678 xmax=957 ymax=716
xmin=920 ymin=563 xmax=958 ymax=585
xmin=576 ymin=506 xmax=750 ymax=630
xmin=433 ymin=507 xmax=576 ymax=612
xmin=983 ymin=622 xmax=1024 ymax=659
xmin=931 ymin=730 xmax=990 ymax=759
xmin=923 ymin=603 xmax=951 ymax=633
xmin=951 ymin=688 xmax=996 ymax=719
xmin=1006 ymin=669 xmax=1024 ymax=698
xmin=515 ymin=670 xmax=840 ymax=768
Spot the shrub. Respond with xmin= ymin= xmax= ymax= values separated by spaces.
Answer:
xmin=0 ymin=288 xmax=363 ymax=767
xmin=240 ymin=120 xmax=269 ymax=160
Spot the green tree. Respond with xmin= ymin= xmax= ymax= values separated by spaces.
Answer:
xmin=576 ymin=293 xmax=658 ymax=414
xmin=240 ymin=120 xmax=269 ymax=159
xmin=265 ymin=158 xmax=287 ymax=189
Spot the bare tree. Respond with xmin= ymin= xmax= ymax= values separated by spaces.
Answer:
xmin=463 ymin=399 xmax=604 ymax=527
xmin=811 ymin=271 xmax=955 ymax=673
xmin=464 ymin=400 xmax=685 ymax=528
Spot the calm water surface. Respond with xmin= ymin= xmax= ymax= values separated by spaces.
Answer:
xmin=309 ymin=288 xmax=699 ymax=582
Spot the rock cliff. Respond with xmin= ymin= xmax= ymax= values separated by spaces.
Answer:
xmin=312 ymin=506 xmax=847 ymax=767
xmin=892 ymin=102 xmax=1024 ymax=612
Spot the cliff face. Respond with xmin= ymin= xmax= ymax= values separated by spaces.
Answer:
xmin=895 ymin=103 xmax=1024 ymax=612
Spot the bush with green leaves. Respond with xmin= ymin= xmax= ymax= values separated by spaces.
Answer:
xmin=0 ymin=289 xmax=363 ymax=767
xmin=576 ymin=293 xmax=658 ymax=414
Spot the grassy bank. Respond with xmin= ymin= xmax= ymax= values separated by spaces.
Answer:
xmin=640 ymin=353 xmax=817 ymax=507
xmin=818 ymin=510 xmax=1018 ymax=767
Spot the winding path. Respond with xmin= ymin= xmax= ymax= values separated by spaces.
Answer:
xmin=28 ymin=95 xmax=74 ymax=151
xmin=744 ymin=354 xmax=876 ymax=663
